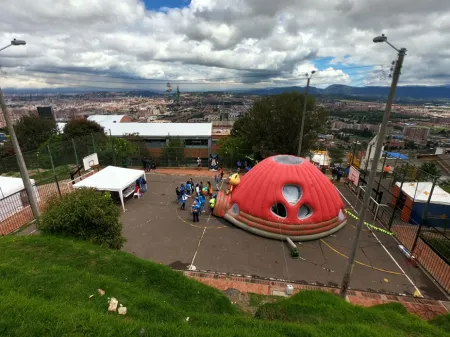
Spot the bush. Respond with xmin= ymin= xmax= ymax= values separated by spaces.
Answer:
xmin=38 ymin=188 xmax=125 ymax=249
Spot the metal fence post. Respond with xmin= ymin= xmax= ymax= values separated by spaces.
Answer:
xmin=47 ymin=144 xmax=56 ymax=176
xmin=411 ymin=176 xmax=438 ymax=253
xmin=387 ymin=163 xmax=408 ymax=230
xmin=376 ymin=151 xmax=388 ymax=195
xmin=72 ymin=138 xmax=79 ymax=167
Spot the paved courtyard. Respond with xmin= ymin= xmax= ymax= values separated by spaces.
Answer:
xmin=121 ymin=172 xmax=446 ymax=300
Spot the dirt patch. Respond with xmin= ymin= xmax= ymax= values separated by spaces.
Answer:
xmin=223 ymin=288 xmax=280 ymax=315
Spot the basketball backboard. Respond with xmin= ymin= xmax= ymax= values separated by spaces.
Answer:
xmin=83 ymin=153 xmax=99 ymax=171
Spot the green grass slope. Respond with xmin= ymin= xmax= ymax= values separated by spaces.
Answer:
xmin=0 ymin=236 xmax=448 ymax=337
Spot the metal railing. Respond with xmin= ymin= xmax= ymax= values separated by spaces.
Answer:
xmin=353 ymin=163 xmax=450 ymax=294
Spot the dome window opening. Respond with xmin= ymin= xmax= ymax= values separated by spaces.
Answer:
xmin=271 ymin=203 xmax=287 ymax=218
xmin=298 ymin=204 xmax=313 ymax=220
xmin=282 ymin=185 xmax=302 ymax=205
xmin=273 ymin=155 xmax=302 ymax=165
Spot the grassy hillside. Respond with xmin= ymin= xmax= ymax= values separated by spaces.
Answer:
xmin=0 ymin=236 xmax=448 ymax=337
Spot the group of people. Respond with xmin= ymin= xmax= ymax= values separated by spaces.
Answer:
xmin=142 ymin=157 xmax=153 ymax=172
xmin=175 ymin=172 xmax=225 ymax=222
xmin=236 ymin=159 xmax=253 ymax=173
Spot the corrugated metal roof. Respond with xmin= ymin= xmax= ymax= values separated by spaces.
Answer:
xmin=104 ymin=122 xmax=212 ymax=137
xmin=88 ymin=115 xmax=127 ymax=124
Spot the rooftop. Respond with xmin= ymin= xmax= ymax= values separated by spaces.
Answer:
xmin=87 ymin=115 xmax=127 ymax=124
xmin=105 ymin=122 xmax=212 ymax=137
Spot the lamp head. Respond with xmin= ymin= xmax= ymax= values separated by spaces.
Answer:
xmin=373 ymin=34 xmax=387 ymax=43
xmin=11 ymin=38 xmax=26 ymax=46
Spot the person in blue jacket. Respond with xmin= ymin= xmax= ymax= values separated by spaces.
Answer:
xmin=199 ymin=194 xmax=206 ymax=213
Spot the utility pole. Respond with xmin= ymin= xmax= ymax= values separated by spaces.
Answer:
xmin=0 ymin=89 xmax=40 ymax=217
xmin=297 ymin=71 xmax=316 ymax=157
xmin=340 ymin=35 xmax=406 ymax=299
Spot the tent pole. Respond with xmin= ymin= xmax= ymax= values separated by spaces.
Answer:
xmin=119 ymin=190 xmax=125 ymax=212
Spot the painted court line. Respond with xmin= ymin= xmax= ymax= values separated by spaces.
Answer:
xmin=336 ymin=186 xmax=423 ymax=297
xmin=189 ymin=212 xmax=212 ymax=270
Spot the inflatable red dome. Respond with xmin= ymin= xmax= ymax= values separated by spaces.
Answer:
xmin=214 ymin=155 xmax=347 ymax=240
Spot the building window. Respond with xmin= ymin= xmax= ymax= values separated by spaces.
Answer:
xmin=184 ymin=139 xmax=208 ymax=148
xmin=145 ymin=140 xmax=166 ymax=148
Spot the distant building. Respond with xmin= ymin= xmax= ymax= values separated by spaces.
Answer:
xmin=403 ymin=126 xmax=430 ymax=144
xmin=37 ymin=106 xmax=55 ymax=121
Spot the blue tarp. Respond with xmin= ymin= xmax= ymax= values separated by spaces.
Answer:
xmin=385 ymin=152 xmax=408 ymax=160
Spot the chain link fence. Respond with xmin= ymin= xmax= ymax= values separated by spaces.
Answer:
xmin=352 ymin=160 xmax=450 ymax=294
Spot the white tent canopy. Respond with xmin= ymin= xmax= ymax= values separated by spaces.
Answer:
xmin=395 ymin=181 xmax=450 ymax=206
xmin=73 ymin=166 xmax=145 ymax=211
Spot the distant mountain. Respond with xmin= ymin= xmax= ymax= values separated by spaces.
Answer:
xmin=3 ymin=84 xmax=450 ymax=101
xmin=239 ymin=84 xmax=450 ymax=100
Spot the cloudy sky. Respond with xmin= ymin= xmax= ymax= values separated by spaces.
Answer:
xmin=0 ymin=0 xmax=449 ymax=91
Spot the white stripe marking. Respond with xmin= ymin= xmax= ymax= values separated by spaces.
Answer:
xmin=336 ymin=186 xmax=423 ymax=297
xmin=189 ymin=212 xmax=211 ymax=270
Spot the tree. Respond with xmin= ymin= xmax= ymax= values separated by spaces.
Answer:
xmin=327 ymin=146 xmax=345 ymax=164
xmin=63 ymin=118 xmax=105 ymax=139
xmin=111 ymin=138 xmax=138 ymax=166
xmin=162 ymin=138 xmax=185 ymax=166
xmin=97 ymin=137 xmax=138 ymax=167
xmin=418 ymin=162 xmax=440 ymax=180
xmin=217 ymin=136 xmax=253 ymax=167
xmin=14 ymin=115 xmax=58 ymax=151
xmin=0 ymin=140 xmax=15 ymax=159
xmin=229 ymin=92 xmax=327 ymax=158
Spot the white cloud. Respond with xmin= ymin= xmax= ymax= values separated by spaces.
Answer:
xmin=0 ymin=0 xmax=449 ymax=90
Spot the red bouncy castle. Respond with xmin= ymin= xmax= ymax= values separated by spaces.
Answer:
xmin=214 ymin=155 xmax=347 ymax=240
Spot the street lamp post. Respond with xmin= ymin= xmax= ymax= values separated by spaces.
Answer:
xmin=0 ymin=39 xmax=26 ymax=52
xmin=0 ymin=39 xmax=40 ymax=218
xmin=340 ymin=34 xmax=407 ymax=299
xmin=297 ymin=70 xmax=316 ymax=157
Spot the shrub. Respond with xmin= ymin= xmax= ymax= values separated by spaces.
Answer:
xmin=38 ymin=188 xmax=126 ymax=249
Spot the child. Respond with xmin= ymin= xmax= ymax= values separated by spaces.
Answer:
xmin=181 ymin=193 xmax=190 ymax=210
xmin=139 ymin=176 xmax=147 ymax=193
xmin=192 ymin=201 xmax=200 ymax=222
xmin=175 ymin=187 xmax=181 ymax=201
xmin=134 ymin=184 xmax=141 ymax=198
xmin=207 ymin=181 xmax=212 ymax=196
xmin=186 ymin=181 xmax=191 ymax=195
xmin=195 ymin=183 xmax=200 ymax=197
xmin=199 ymin=194 xmax=206 ymax=213
xmin=209 ymin=197 xmax=216 ymax=215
